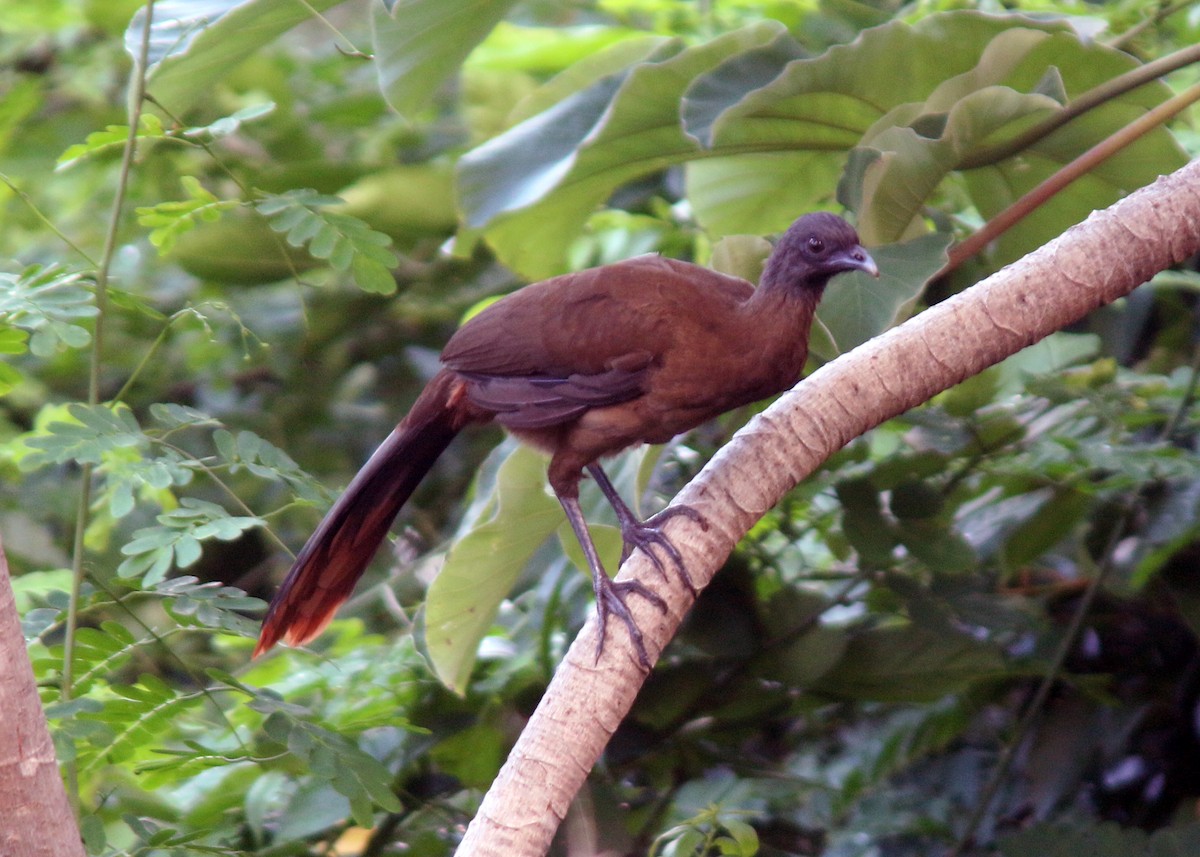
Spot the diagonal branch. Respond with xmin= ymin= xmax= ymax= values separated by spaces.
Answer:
xmin=455 ymin=157 xmax=1200 ymax=857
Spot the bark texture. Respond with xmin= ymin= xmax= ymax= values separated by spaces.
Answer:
xmin=455 ymin=158 xmax=1200 ymax=857
xmin=0 ymin=534 xmax=85 ymax=857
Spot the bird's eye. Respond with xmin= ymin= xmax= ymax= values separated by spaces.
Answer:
xmin=807 ymin=236 xmax=825 ymax=254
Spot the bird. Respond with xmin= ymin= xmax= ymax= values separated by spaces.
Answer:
xmin=254 ymin=212 xmax=878 ymax=668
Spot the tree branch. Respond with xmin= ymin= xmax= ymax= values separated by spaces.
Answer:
xmin=455 ymin=158 xmax=1200 ymax=856
xmin=0 ymin=535 xmax=86 ymax=857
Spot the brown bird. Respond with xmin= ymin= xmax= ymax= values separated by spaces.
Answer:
xmin=255 ymin=212 xmax=877 ymax=667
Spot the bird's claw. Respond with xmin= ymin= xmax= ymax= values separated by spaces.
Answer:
xmin=617 ymin=504 xmax=708 ymax=595
xmin=594 ymin=576 xmax=668 ymax=670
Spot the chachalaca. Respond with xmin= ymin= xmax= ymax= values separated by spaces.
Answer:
xmin=255 ymin=212 xmax=878 ymax=667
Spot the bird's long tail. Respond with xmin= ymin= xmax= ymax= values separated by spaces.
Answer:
xmin=254 ymin=371 xmax=465 ymax=656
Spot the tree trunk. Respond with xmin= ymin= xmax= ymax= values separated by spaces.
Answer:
xmin=0 ymin=535 xmax=86 ymax=857
xmin=455 ymin=158 xmax=1200 ymax=856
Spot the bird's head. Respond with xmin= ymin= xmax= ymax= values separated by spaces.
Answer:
xmin=762 ymin=212 xmax=878 ymax=293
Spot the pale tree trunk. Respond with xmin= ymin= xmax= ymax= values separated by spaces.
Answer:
xmin=0 ymin=534 xmax=85 ymax=857
xmin=455 ymin=158 xmax=1200 ymax=856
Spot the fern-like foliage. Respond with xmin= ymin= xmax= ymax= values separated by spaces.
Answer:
xmin=155 ymin=575 xmax=263 ymax=635
xmin=119 ymin=499 xmax=264 ymax=584
xmin=258 ymin=707 xmax=404 ymax=826
xmin=22 ymin=402 xmax=142 ymax=466
xmin=0 ymin=265 xmax=96 ymax=356
xmin=136 ymin=176 xmax=239 ymax=253
xmin=75 ymin=673 xmax=209 ymax=773
xmin=57 ymin=105 xmax=274 ymax=171
xmin=20 ymin=402 xmax=196 ymax=521
xmin=213 ymin=427 xmax=329 ymax=505
xmin=56 ymin=113 xmax=171 ymax=169
xmin=256 ymin=188 xmax=398 ymax=294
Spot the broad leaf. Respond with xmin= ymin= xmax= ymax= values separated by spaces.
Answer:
xmin=812 ymin=623 xmax=1006 ymax=702
xmin=424 ymin=444 xmax=561 ymax=693
xmin=813 ymin=232 xmax=952 ymax=358
xmin=372 ymin=0 xmax=519 ymax=117
xmin=457 ymin=22 xmax=785 ymax=278
xmin=129 ymin=0 xmax=349 ymax=112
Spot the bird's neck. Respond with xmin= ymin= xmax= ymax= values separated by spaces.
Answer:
xmin=734 ymin=281 xmax=824 ymax=391
xmin=744 ymin=279 xmax=823 ymax=328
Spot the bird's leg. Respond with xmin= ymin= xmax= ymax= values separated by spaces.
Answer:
xmin=558 ymin=492 xmax=666 ymax=669
xmin=586 ymin=464 xmax=706 ymax=595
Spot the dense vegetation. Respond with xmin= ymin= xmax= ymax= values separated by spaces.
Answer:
xmin=5 ymin=0 xmax=1200 ymax=854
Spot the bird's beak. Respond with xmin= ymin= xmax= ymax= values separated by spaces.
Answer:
xmin=834 ymin=246 xmax=879 ymax=278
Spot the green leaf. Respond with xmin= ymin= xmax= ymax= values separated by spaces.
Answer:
xmin=812 ymin=624 xmax=1006 ymax=702
xmin=990 ymin=332 xmax=1100 ymax=398
xmin=424 ymin=443 xmax=562 ymax=692
xmin=282 ymin=719 xmax=403 ymax=825
xmin=458 ymin=22 xmax=784 ymax=278
xmin=0 ymin=326 xmax=27 ymax=394
xmin=56 ymin=114 xmax=168 ymax=169
xmin=895 ymin=518 xmax=977 ymax=573
xmin=184 ymin=101 xmax=275 ymax=138
xmin=812 ymin=231 xmax=951 ymax=358
xmin=213 ymin=428 xmax=327 ymax=504
xmin=460 ymin=11 xmax=1184 ymax=280
xmin=681 ymin=27 xmax=809 ymax=147
xmin=428 ymin=722 xmax=507 ymax=789
xmin=76 ymin=673 xmax=205 ymax=772
xmin=256 ymin=190 xmax=399 ymax=293
xmin=337 ymin=164 xmax=458 ymax=241
xmin=136 ymin=176 xmax=240 ymax=254
xmin=0 ymin=325 xmax=30 ymax=354
xmin=130 ymin=0 xmax=348 ymax=113
xmin=118 ymin=499 xmax=265 ymax=585
xmin=719 ymin=819 xmax=759 ymax=855
xmin=836 ymin=477 xmax=896 ymax=567
xmin=686 ymin=152 xmax=845 ymax=238
xmin=372 ymin=0 xmax=519 ymax=117
xmin=0 ymin=266 xmax=96 ymax=357
xmin=849 ymin=82 xmax=1062 ymax=244
xmin=156 ymin=576 xmax=264 ymax=635
xmin=23 ymin=403 xmax=143 ymax=468
xmin=172 ymin=211 xmax=320 ymax=284
xmin=999 ymin=487 xmax=1090 ymax=570
xmin=958 ymin=34 xmax=1188 ymax=269
xmin=51 ymin=621 xmax=140 ymax=697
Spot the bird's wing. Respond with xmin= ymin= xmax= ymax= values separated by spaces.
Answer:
xmin=457 ymin=364 xmax=650 ymax=429
xmin=439 ymin=256 xmax=754 ymax=427
xmin=441 ymin=255 xmax=754 ymax=378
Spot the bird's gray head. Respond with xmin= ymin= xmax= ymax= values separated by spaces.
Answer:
xmin=762 ymin=212 xmax=879 ymax=293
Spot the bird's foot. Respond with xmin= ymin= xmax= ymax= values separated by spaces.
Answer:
xmin=594 ymin=574 xmax=668 ymax=670
xmin=617 ymin=504 xmax=708 ymax=595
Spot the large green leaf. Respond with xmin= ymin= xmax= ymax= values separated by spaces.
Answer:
xmin=849 ymin=28 xmax=1186 ymax=252
xmin=424 ymin=444 xmax=561 ymax=693
xmin=684 ymin=151 xmax=845 ymax=237
xmin=457 ymin=22 xmax=786 ymax=278
xmin=851 ymin=86 xmax=1062 ymax=244
xmin=128 ymin=0 xmax=349 ymax=112
xmin=963 ymin=101 xmax=1187 ymax=268
xmin=504 ymin=35 xmax=673 ymax=127
xmin=458 ymin=11 xmax=1185 ymax=280
xmin=371 ymin=0 xmax=519 ymax=117
xmin=680 ymin=26 xmax=809 ymax=146
xmin=698 ymin=14 xmax=1067 ymax=151
xmin=813 ymin=231 xmax=952 ymax=358
xmin=812 ymin=623 xmax=1006 ymax=702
